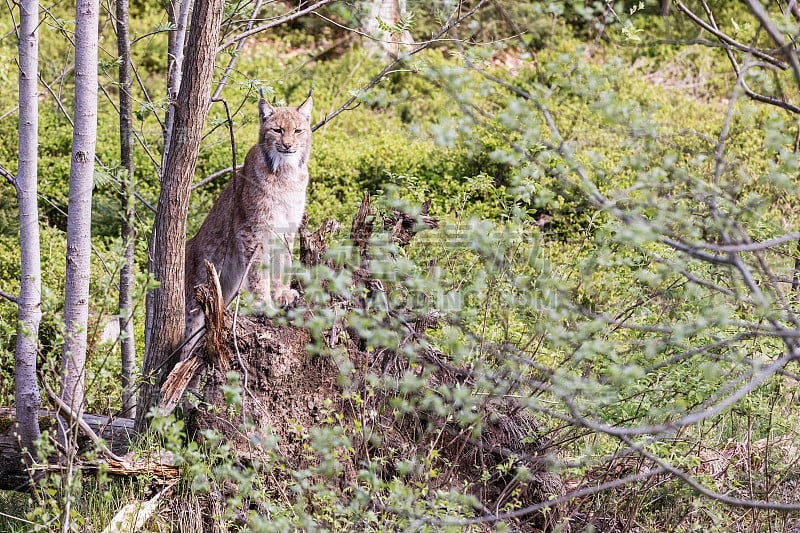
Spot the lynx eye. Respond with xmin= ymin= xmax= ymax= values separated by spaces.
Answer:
xmin=271 ymin=128 xmax=283 ymax=134
xmin=294 ymin=129 xmax=303 ymax=134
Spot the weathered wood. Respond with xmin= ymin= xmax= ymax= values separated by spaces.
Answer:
xmin=383 ymin=198 xmax=439 ymax=247
xmin=298 ymin=213 xmax=340 ymax=268
xmin=159 ymin=261 xmax=229 ymax=417
xmin=350 ymin=192 xmax=373 ymax=259
xmin=200 ymin=260 xmax=230 ymax=371
xmin=0 ymin=407 xmax=134 ymax=490
xmin=158 ymin=356 xmax=204 ymax=418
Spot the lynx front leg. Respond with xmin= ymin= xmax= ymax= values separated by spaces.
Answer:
xmin=245 ymin=230 xmax=298 ymax=310
xmin=245 ymin=242 xmax=274 ymax=311
xmin=269 ymin=230 xmax=299 ymax=308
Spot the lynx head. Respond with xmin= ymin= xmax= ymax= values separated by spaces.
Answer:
xmin=258 ymin=92 xmax=313 ymax=172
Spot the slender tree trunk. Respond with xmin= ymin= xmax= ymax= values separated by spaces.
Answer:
xmin=143 ymin=0 xmax=191 ymax=371
xmin=15 ymin=0 xmax=42 ymax=460
xmin=136 ymin=0 xmax=225 ymax=431
xmin=59 ymin=0 xmax=99 ymax=445
xmin=116 ymin=0 xmax=137 ymax=418
xmin=162 ymin=0 xmax=194 ymax=159
xmin=211 ymin=0 xmax=263 ymax=100
xmin=166 ymin=0 xmax=177 ymax=80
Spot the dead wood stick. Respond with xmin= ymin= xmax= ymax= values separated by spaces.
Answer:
xmin=350 ymin=192 xmax=373 ymax=259
xmin=44 ymin=384 xmax=125 ymax=463
xmin=201 ymin=260 xmax=230 ymax=371
xmin=101 ymin=479 xmax=178 ymax=533
xmin=299 ymin=213 xmax=341 ymax=267
xmin=160 ymin=260 xmax=231 ymax=417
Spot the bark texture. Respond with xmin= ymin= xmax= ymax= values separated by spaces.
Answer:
xmin=137 ymin=0 xmax=226 ymax=432
xmin=116 ymin=0 xmax=137 ymax=418
xmin=15 ymin=0 xmax=42 ymax=459
xmin=59 ymin=0 xmax=99 ymax=444
xmin=162 ymin=0 xmax=194 ymax=161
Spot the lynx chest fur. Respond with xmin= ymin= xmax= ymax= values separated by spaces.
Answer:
xmin=184 ymin=94 xmax=313 ymax=340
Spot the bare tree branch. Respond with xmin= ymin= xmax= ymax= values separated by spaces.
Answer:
xmin=691 ymin=232 xmax=800 ymax=253
xmin=37 ymin=71 xmax=157 ymax=214
xmin=4 ymin=0 xmax=19 ymax=39
xmin=217 ymin=0 xmax=336 ymax=52
xmin=212 ymin=0 xmax=264 ymax=100
xmin=0 ymin=63 xmax=74 ymax=121
xmin=744 ymin=0 xmax=800 ymax=87
xmin=0 ymin=289 xmax=17 ymax=303
xmin=674 ymin=1 xmax=788 ymax=69
xmin=434 ymin=467 xmax=669 ymax=527
xmin=619 ymin=434 xmax=800 ymax=511
xmin=191 ymin=165 xmax=243 ymax=191
xmin=313 ymin=0 xmax=491 ymax=131
xmin=211 ymin=96 xmax=237 ymax=187
xmin=44 ymin=383 xmax=125 ymax=463
xmin=693 ymin=0 xmax=800 ymax=114
xmin=88 ymin=0 xmax=165 ymax=174
xmin=0 ymin=163 xmax=16 ymax=187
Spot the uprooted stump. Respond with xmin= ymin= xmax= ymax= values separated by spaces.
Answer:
xmin=193 ymin=315 xmax=339 ymax=469
xmin=168 ymin=193 xmax=563 ymax=530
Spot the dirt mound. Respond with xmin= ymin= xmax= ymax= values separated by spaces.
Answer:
xmin=175 ymin=195 xmax=563 ymax=530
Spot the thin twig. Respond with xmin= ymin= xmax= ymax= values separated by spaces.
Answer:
xmin=211 ymin=97 xmax=237 ymax=187
xmin=433 ymin=467 xmax=669 ymax=526
xmin=4 ymin=0 xmax=19 ymax=39
xmin=44 ymin=383 xmax=126 ymax=464
xmin=692 ymin=0 xmax=800 ymax=114
xmin=212 ymin=0 xmax=264 ymax=100
xmin=313 ymin=0 xmax=491 ymax=131
xmin=619 ymin=433 xmax=800 ymax=511
xmin=191 ymin=165 xmax=242 ymax=191
xmin=744 ymin=0 xmax=800 ymax=87
xmin=217 ymin=0 xmax=335 ymax=52
xmin=37 ymin=71 xmax=157 ymax=213
xmin=674 ymin=1 xmax=787 ymax=69
xmin=0 ymin=163 xmax=16 ymax=187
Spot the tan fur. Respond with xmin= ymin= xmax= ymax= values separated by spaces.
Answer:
xmin=184 ymin=94 xmax=312 ymax=345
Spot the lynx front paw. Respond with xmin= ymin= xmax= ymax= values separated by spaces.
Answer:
xmin=274 ymin=287 xmax=299 ymax=308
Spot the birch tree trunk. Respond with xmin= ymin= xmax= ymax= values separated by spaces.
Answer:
xmin=15 ymin=0 xmax=42 ymax=459
xmin=59 ymin=0 xmax=99 ymax=445
xmin=361 ymin=0 xmax=412 ymax=56
xmin=137 ymin=0 xmax=225 ymax=431
xmin=162 ymin=0 xmax=193 ymax=161
xmin=116 ymin=0 xmax=137 ymax=418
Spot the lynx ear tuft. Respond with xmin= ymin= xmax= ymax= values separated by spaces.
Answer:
xmin=297 ymin=93 xmax=313 ymax=122
xmin=259 ymin=98 xmax=275 ymax=122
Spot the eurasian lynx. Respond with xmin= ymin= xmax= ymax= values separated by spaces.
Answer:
xmin=184 ymin=92 xmax=313 ymax=344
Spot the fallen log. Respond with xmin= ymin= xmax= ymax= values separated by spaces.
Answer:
xmin=0 ymin=407 xmax=134 ymax=491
